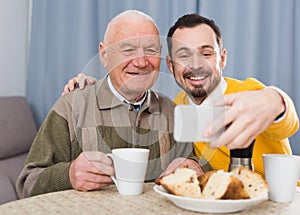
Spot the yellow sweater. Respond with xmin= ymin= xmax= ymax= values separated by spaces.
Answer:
xmin=174 ymin=77 xmax=299 ymax=180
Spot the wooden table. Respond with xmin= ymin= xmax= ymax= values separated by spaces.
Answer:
xmin=1 ymin=183 xmax=300 ymax=215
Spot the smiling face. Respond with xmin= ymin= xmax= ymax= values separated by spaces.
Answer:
xmin=167 ymin=24 xmax=227 ymax=104
xmin=100 ymin=17 xmax=161 ymax=102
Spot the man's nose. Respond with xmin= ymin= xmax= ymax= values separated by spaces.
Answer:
xmin=132 ymin=51 xmax=149 ymax=67
xmin=190 ymin=54 xmax=205 ymax=70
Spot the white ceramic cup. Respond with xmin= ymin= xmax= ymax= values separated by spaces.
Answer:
xmin=107 ymin=148 xmax=149 ymax=196
xmin=263 ymin=154 xmax=300 ymax=202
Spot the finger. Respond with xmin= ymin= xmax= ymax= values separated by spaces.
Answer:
xmin=211 ymin=120 xmax=245 ymax=148
xmin=77 ymin=180 xmax=111 ymax=191
xmin=226 ymin=136 xmax=255 ymax=150
xmin=78 ymin=78 xmax=85 ymax=89
xmin=82 ymin=152 xmax=114 ymax=175
xmin=71 ymin=159 xmax=113 ymax=184
xmin=78 ymin=76 xmax=97 ymax=89
xmin=67 ymin=79 xmax=76 ymax=91
xmin=224 ymin=128 xmax=256 ymax=150
xmin=98 ymin=153 xmax=113 ymax=165
xmin=77 ymin=73 xmax=86 ymax=89
xmin=90 ymin=161 xmax=114 ymax=176
xmin=76 ymin=162 xmax=113 ymax=186
xmin=179 ymin=159 xmax=204 ymax=176
xmin=156 ymin=158 xmax=202 ymax=183
xmin=87 ymin=78 xmax=97 ymax=84
xmin=86 ymin=182 xmax=111 ymax=191
xmin=62 ymin=84 xmax=70 ymax=96
xmin=186 ymin=160 xmax=204 ymax=176
xmin=83 ymin=151 xmax=113 ymax=166
xmin=203 ymin=114 xmax=226 ymax=138
xmin=211 ymin=117 xmax=255 ymax=148
xmin=226 ymin=117 xmax=264 ymax=149
xmin=163 ymin=158 xmax=190 ymax=175
xmin=204 ymin=107 xmax=236 ymax=138
xmin=84 ymin=172 xmax=114 ymax=184
xmin=156 ymin=163 xmax=180 ymax=182
xmin=77 ymin=73 xmax=84 ymax=79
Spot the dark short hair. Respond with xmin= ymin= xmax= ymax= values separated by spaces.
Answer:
xmin=167 ymin=13 xmax=223 ymax=58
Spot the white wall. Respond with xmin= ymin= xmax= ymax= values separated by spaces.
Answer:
xmin=0 ymin=0 xmax=29 ymax=96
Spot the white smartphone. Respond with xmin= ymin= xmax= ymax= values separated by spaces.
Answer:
xmin=174 ymin=105 xmax=228 ymax=142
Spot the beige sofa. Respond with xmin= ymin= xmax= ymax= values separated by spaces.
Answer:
xmin=0 ymin=96 xmax=37 ymax=204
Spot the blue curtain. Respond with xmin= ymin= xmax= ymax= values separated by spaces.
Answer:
xmin=26 ymin=0 xmax=300 ymax=154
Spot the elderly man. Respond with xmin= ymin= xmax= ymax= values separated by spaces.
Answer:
xmin=16 ymin=10 xmax=203 ymax=198
xmin=65 ymin=13 xmax=299 ymax=178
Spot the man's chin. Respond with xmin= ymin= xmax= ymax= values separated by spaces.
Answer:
xmin=190 ymin=93 xmax=207 ymax=99
xmin=121 ymin=85 xmax=150 ymax=98
xmin=189 ymin=88 xmax=208 ymax=98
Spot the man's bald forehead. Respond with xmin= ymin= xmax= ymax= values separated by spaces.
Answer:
xmin=103 ymin=10 xmax=159 ymax=43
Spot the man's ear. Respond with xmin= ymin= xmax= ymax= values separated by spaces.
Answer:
xmin=99 ymin=43 xmax=108 ymax=67
xmin=220 ymin=48 xmax=227 ymax=70
xmin=166 ymin=55 xmax=174 ymax=75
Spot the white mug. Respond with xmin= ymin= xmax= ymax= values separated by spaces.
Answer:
xmin=107 ymin=148 xmax=149 ymax=195
xmin=263 ymin=154 xmax=300 ymax=202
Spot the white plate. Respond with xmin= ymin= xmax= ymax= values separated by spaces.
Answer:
xmin=154 ymin=185 xmax=268 ymax=213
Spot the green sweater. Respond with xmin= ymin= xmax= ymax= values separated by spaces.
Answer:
xmin=16 ymin=78 xmax=198 ymax=198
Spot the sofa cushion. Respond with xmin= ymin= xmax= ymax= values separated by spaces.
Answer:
xmin=0 ymin=175 xmax=18 ymax=204
xmin=0 ymin=153 xmax=28 ymax=185
xmin=0 ymin=97 xmax=37 ymax=159
xmin=0 ymin=153 xmax=28 ymax=204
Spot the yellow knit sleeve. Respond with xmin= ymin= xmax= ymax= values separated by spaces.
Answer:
xmin=263 ymin=86 xmax=299 ymax=140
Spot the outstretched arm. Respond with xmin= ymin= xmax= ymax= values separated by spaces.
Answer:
xmin=205 ymin=87 xmax=298 ymax=149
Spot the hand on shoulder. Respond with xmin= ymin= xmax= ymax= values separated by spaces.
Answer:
xmin=62 ymin=73 xmax=97 ymax=96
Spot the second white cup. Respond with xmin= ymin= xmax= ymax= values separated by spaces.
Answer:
xmin=263 ymin=154 xmax=300 ymax=202
xmin=107 ymin=148 xmax=149 ymax=196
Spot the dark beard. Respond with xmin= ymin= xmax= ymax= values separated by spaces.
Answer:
xmin=174 ymin=78 xmax=208 ymax=99
xmin=185 ymin=75 xmax=221 ymax=101
xmin=190 ymin=88 xmax=208 ymax=98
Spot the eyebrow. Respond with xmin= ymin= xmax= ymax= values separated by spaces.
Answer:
xmin=119 ymin=42 xmax=137 ymax=49
xmin=145 ymin=43 xmax=161 ymax=48
xmin=118 ymin=42 xmax=160 ymax=49
xmin=198 ymin=45 xmax=215 ymax=50
xmin=174 ymin=47 xmax=191 ymax=54
xmin=174 ymin=45 xmax=215 ymax=54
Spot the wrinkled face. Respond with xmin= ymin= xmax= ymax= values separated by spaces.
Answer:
xmin=167 ymin=24 xmax=226 ymax=104
xmin=100 ymin=19 xmax=161 ymax=102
